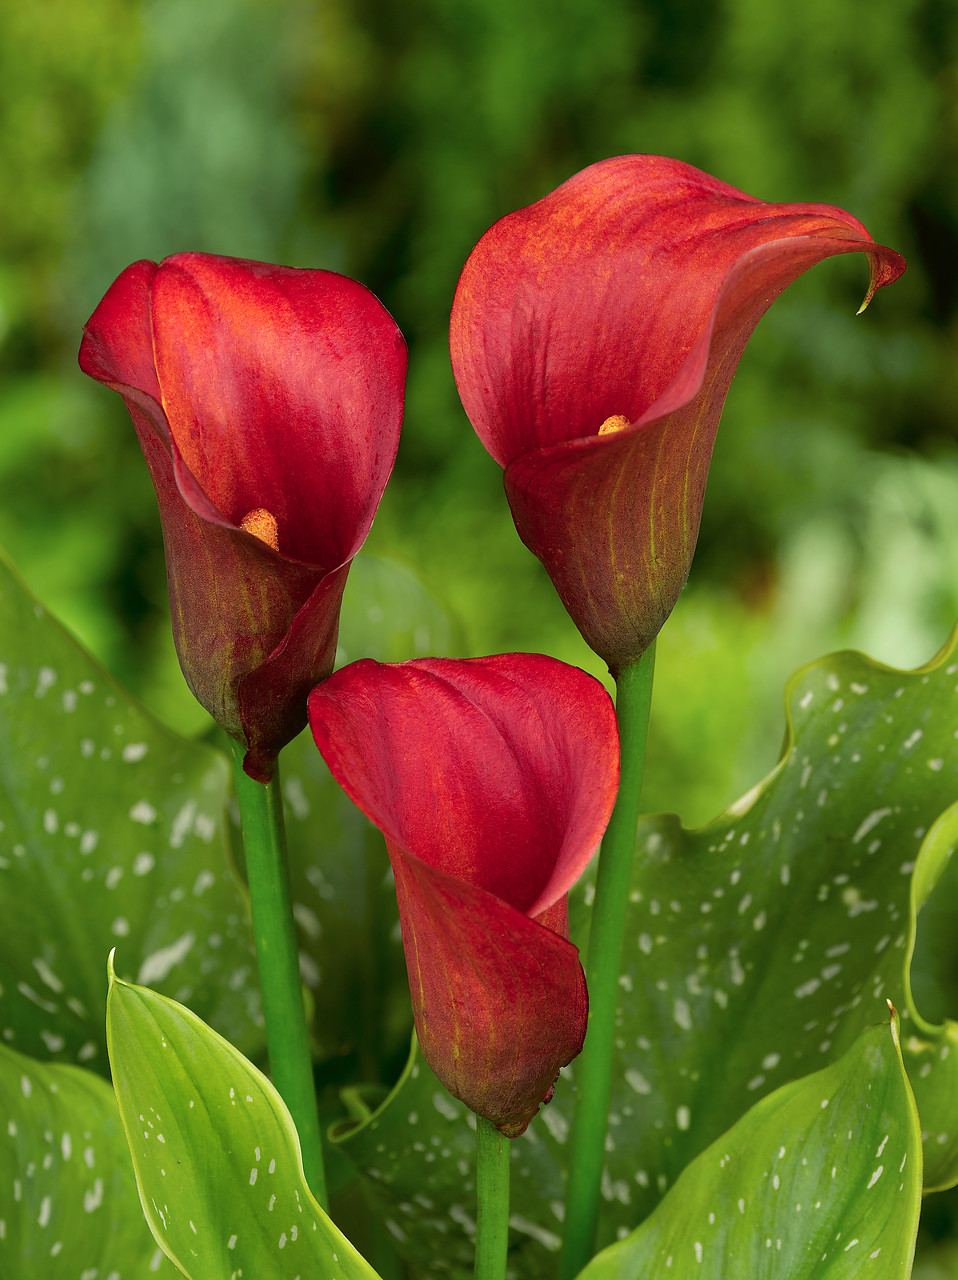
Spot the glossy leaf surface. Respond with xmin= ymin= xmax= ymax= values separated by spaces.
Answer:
xmin=335 ymin=635 xmax=958 ymax=1276
xmin=0 ymin=1042 xmax=178 ymax=1278
xmin=107 ymin=968 xmax=382 ymax=1279
xmin=578 ymin=1017 xmax=921 ymax=1279
xmin=578 ymin=637 xmax=958 ymax=1216
xmin=331 ymin=1042 xmax=480 ymax=1277
xmin=0 ymin=547 xmax=261 ymax=1073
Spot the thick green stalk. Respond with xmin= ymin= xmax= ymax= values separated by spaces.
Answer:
xmin=558 ymin=644 xmax=656 ymax=1280
xmin=474 ymin=1117 xmax=511 ymax=1280
xmin=231 ymin=744 xmax=328 ymax=1207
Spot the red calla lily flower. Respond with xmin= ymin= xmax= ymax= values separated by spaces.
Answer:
xmin=307 ymin=653 xmax=619 ymax=1136
xmin=450 ymin=155 xmax=906 ymax=675
xmin=80 ymin=253 xmax=406 ymax=782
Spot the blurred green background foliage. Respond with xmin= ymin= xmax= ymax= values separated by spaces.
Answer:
xmin=4 ymin=0 xmax=957 ymax=826
xmin=2 ymin=0 xmax=958 ymax=1268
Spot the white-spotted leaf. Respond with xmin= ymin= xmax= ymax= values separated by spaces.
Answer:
xmin=0 ymin=548 xmax=261 ymax=1072
xmin=334 ymin=636 xmax=958 ymax=1276
xmin=0 ymin=1041 xmax=178 ymax=1278
xmin=578 ymin=1016 xmax=921 ymax=1279
xmin=568 ymin=637 xmax=958 ymax=1231
xmin=106 ymin=964 xmax=381 ymax=1279
xmin=329 ymin=1037 xmax=480 ymax=1278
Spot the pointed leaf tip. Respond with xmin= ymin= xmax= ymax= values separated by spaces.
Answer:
xmin=108 ymin=978 xmax=381 ymax=1278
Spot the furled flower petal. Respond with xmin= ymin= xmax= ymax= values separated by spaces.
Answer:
xmin=80 ymin=253 xmax=406 ymax=780
xmin=307 ymin=653 xmax=619 ymax=1136
xmin=450 ymin=155 xmax=906 ymax=674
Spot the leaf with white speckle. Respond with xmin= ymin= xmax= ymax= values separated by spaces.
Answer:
xmin=107 ymin=965 xmax=382 ymax=1279
xmin=577 ymin=1016 xmax=921 ymax=1279
xmin=330 ymin=1037 xmax=478 ymax=1280
xmin=0 ymin=1041 xmax=179 ymax=1278
xmin=571 ymin=635 xmax=958 ymax=1225
xmin=0 ymin=548 xmax=262 ymax=1071
xmin=335 ymin=633 xmax=958 ymax=1269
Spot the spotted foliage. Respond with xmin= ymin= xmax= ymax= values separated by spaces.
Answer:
xmin=0 ymin=1041 xmax=179 ymax=1278
xmin=333 ymin=634 xmax=958 ymax=1278
xmin=0 ymin=547 xmax=454 ymax=1273
xmin=107 ymin=969 xmax=379 ymax=1280
xmin=0 ymin=549 xmax=263 ymax=1074
xmin=579 ymin=1016 xmax=921 ymax=1278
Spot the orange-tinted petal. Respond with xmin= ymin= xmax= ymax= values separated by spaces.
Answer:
xmin=451 ymin=155 xmax=905 ymax=671
xmin=80 ymin=254 xmax=406 ymax=778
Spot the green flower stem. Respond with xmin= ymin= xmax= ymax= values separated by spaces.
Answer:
xmin=558 ymin=643 xmax=656 ymax=1280
xmin=231 ymin=744 xmax=328 ymax=1208
xmin=474 ymin=1116 xmax=511 ymax=1280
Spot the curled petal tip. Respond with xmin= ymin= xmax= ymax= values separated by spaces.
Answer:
xmin=452 ymin=155 xmax=906 ymax=669
xmin=858 ymin=246 xmax=907 ymax=314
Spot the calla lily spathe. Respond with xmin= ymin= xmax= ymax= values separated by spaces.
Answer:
xmin=450 ymin=155 xmax=906 ymax=674
xmin=80 ymin=253 xmax=406 ymax=781
xmin=308 ymin=653 xmax=619 ymax=1136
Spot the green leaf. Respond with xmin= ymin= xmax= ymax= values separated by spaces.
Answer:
xmin=0 ymin=546 xmax=262 ymax=1072
xmin=330 ymin=1038 xmax=480 ymax=1280
xmin=0 ymin=1040 xmax=179 ymax=1278
xmin=577 ymin=1015 xmax=921 ymax=1279
xmin=334 ymin=635 xmax=958 ymax=1273
xmin=900 ymin=802 xmax=958 ymax=1192
xmin=572 ymin=636 xmax=958 ymax=1229
xmin=106 ymin=964 xmax=382 ymax=1280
